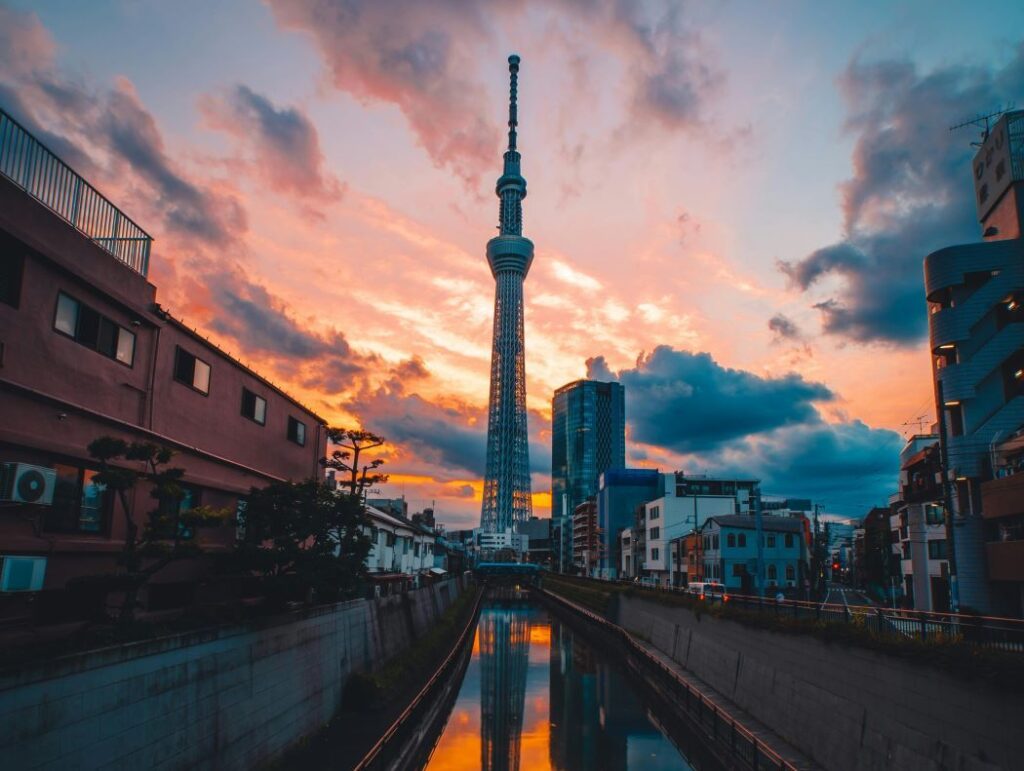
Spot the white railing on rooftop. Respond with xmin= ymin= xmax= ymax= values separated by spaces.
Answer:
xmin=0 ymin=108 xmax=152 ymax=277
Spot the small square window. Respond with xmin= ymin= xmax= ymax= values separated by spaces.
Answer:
xmin=54 ymin=293 xmax=79 ymax=336
xmin=174 ymin=347 xmax=211 ymax=395
xmin=1 ymin=243 xmax=24 ymax=308
xmin=116 ymin=328 xmax=136 ymax=366
xmin=287 ymin=417 xmax=306 ymax=446
xmin=97 ymin=317 xmax=119 ymax=358
xmin=76 ymin=304 xmax=101 ymax=348
xmin=241 ymin=388 xmax=267 ymax=425
xmin=193 ymin=358 xmax=211 ymax=394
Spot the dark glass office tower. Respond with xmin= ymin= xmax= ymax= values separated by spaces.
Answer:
xmin=551 ymin=380 xmax=625 ymax=568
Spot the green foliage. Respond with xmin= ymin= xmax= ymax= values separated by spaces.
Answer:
xmin=86 ymin=437 xmax=229 ymax=627
xmin=234 ymin=479 xmax=372 ymax=603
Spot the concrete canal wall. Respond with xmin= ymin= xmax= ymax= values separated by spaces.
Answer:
xmin=613 ymin=594 xmax=1024 ymax=771
xmin=0 ymin=576 xmax=466 ymax=771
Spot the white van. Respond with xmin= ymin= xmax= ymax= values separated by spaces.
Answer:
xmin=686 ymin=582 xmax=729 ymax=602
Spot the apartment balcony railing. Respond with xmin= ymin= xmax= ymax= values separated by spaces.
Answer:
xmin=0 ymin=108 xmax=152 ymax=277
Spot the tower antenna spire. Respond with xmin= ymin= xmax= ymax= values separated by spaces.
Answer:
xmin=507 ymin=54 xmax=520 ymax=152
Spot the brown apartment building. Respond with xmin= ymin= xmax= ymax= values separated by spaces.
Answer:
xmin=0 ymin=109 xmax=326 ymax=604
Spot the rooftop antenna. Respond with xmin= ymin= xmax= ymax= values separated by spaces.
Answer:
xmin=900 ymin=415 xmax=930 ymax=437
xmin=948 ymin=104 xmax=1015 ymax=145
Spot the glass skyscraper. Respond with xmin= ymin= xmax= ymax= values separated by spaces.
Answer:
xmin=551 ymin=380 xmax=625 ymax=568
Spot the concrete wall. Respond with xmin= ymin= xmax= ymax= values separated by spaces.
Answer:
xmin=613 ymin=594 xmax=1024 ymax=771
xmin=0 ymin=577 xmax=466 ymax=770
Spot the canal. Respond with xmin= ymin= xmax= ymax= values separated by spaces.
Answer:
xmin=424 ymin=599 xmax=722 ymax=771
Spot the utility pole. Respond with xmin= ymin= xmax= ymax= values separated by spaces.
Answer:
xmin=754 ymin=484 xmax=765 ymax=603
xmin=812 ymin=503 xmax=823 ymax=600
xmin=935 ymin=379 xmax=961 ymax=613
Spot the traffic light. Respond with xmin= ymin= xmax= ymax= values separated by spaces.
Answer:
xmin=832 ymin=560 xmax=840 ymax=571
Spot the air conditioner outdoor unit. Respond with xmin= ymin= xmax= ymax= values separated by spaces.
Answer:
xmin=0 ymin=556 xmax=47 ymax=592
xmin=0 ymin=463 xmax=57 ymax=505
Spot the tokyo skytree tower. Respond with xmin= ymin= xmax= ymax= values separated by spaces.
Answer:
xmin=480 ymin=55 xmax=533 ymax=533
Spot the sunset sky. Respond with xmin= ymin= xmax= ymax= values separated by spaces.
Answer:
xmin=3 ymin=1 xmax=1024 ymax=527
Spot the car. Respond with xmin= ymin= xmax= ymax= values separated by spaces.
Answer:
xmin=686 ymin=581 xmax=729 ymax=602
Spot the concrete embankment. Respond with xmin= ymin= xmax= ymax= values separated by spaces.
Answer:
xmin=0 ymin=576 xmax=467 ymax=770
xmin=609 ymin=591 xmax=1024 ymax=771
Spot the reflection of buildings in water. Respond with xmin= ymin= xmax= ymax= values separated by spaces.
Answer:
xmin=479 ymin=609 xmax=532 ymax=771
xmin=548 ymin=621 xmax=662 ymax=770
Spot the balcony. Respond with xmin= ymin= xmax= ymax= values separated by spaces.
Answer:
xmin=0 ymin=108 xmax=152 ymax=276
xmin=986 ymin=540 xmax=1024 ymax=582
xmin=981 ymin=473 xmax=1024 ymax=519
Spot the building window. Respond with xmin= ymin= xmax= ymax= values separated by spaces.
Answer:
xmin=766 ymin=534 xmax=777 ymax=548
xmin=650 ymin=527 xmax=660 ymax=540
xmin=784 ymin=533 xmax=794 ymax=548
xmin=235 ymin=498 xmax=248 ymax=541
xmin=287 ymin=417 xmax=306 ymax=446
xmin=174 ymin=346 xmax=211 ymax=394
xmin=925 ymin=505 xmax=945 ymax=526
xmin=44 ymin=464 xmax=109 ymax=533
xmin=414 ymin=543 xmax=420 ymax=557
xmin=53 ymin=292 xmax=135 ymax=366
xmin=928 ymin=540 xmax=948 ymax=560
xmin=732 ymin=564 xmax=745 ymax=577
xmin=786 ymin=564 xmax=795 ymax=581
xmin=946 ymin=403 xmax=964 ymax=438
xmin=649 ymin=505 xmax=660 ymax=520
xmin=386 ymin=532 xmax=396 ymax=547
xmin=727 ymin=533 xmax=736 ymax=548
xmin=241 ymin=388 xmax=267 ymax=425
xmin=738 ymin=533 xmax=746 ymax=547
xmin=651 ymin=548 xmax=659 ymax=561
xmin=0 ymin=238 xmax=24 ymax=308
xmin=767 ymin=564 xmax=778 ymax=581
xmin=712 ymin=534 xmax=719 ymax=549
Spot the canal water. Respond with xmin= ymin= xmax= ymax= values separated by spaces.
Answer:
xmin=425 ymin=602 xmax=717 ymax=771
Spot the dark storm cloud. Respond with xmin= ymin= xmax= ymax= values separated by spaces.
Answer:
xmin=99 ymin=86 xmax=245 ymax=245
xmin=588 ymin=346 xmax=900 ymax=511
xmin=780 ymin=45 xmax=1024 ymax=345
xmin=707 ymin=419 xmax=903 ymax=511
xmin=351 ymin=373 xmax=550 ymax=480
xmin=0 ymin=7 xmax=245 ymax=248
xmin=207 ymin=271 xmax=367 ymax=380
xmin=589 ymin=347 xmax=833 ymax=453
xmin=203 ymin=85 xmax=341 ymax=198
xmin=767 ymin=313 xmax=801 ymax=341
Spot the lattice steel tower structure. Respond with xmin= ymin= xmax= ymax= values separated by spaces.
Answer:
xmin=480 ymin=55 xmax=534 ymax=532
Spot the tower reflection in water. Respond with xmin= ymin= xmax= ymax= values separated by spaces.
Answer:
xmin=479 ymin=609 xmax=532 ymax=770
xmin=426 ymin=605 xmax=694 ymax=771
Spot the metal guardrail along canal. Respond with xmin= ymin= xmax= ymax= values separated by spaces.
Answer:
xmin=567 ymin=575 xmax=1024 ymax=653
xmin=0 ymin=108 xmax=152 ymax=276
xmin=541 ymin=586 xmax=798 ymax=771
xmin=353 ymin=588 xmax=484 ymax=771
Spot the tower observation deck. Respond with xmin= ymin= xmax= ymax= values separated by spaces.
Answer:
xmin=480 ymin=55 xmax=534 ymax=532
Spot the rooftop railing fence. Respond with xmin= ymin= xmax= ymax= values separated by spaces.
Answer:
xmin=0 ymin=108 xmax=152 ymax=276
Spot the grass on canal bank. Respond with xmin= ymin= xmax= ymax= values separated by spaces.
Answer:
xmin=543 ymin=575 xmax=1024 ymax=693
xmin=265 ymin=585 xmax=480 ymax=770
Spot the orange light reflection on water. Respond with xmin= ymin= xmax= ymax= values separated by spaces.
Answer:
xmin=428 ymin=618 xmax=553 ymax=770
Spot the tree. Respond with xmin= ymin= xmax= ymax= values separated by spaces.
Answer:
xmin=234 ymin=428 xmax=386 ymax=604
xmin=235 ymin=479 xmax=372 ymax=603
xmin=323 ymin=428 xmax=389 ymax=497
xmin=86 ymin=437 xmax=227 ymax=629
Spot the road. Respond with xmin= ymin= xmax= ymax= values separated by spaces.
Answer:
xmin=822 ymin=583 xmax=874 ymax=608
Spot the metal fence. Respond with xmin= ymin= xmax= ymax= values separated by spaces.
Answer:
xmin=0 ymin=108 xmax=152 ymax=276
xmin=723 ymin=591 xmax=1024 ymax=653
xmin=569 ymin=575 xmax=1024 ymax=653
xmin=542 ymin=586 xmax=798 ymax=771
xmin=353 ymin=587 xmax=484 ymax=771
